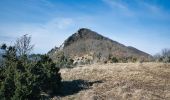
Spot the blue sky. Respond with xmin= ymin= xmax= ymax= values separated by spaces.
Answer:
xmin=0 ymin=0 xmax=170 ymax=55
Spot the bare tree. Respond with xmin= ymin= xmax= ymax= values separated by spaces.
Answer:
xmin=15 ymin=34 xmax=34 ymax=56
xmin=162 ymin=48 xmax=170 ymax=57
xmin=154 ymin=48 xmax=170 ymax=62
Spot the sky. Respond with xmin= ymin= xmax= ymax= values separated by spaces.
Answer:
xmin=0 ymin=0 xmax=170 ymax=55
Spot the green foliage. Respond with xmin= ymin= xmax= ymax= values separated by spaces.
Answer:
xmin=56 ymin=57 xmax=74 ymax=68
xmin=109 ymin=55 xmax=138 ymax=63
xmin=0 ymin=44 xmax=61 ymax=99
xmin=54 ymin=51 xmax=74 ymax=68
xmin=131 ymin=57 xmax=137 ymax=62
xmin=110 ymin=57 xmax=118 ymax=63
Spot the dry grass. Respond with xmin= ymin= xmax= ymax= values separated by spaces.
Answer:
xmin=58 ymin=63 xmax=170 ymax=100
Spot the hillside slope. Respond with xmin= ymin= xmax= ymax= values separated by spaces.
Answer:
xmin=58 ymin=63 xmax=170 ymax=100
xmin=49 ymin=28 xmax=152 ymax=63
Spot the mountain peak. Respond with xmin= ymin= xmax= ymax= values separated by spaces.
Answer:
xmin=64 ymin=28 xmax=104 ymax=47
xmin=49 ymin=28 xmax=152 ymax=63
xmin=76 ymin=28 xmax=102 ymax=38
xmin=77 ymin=28 xmax=92 ymax=33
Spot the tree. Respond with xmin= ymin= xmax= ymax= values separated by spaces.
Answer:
xmin=1 ymin=44 xmax=7 ymax=50
xmin=0 ymin=45 xmax=17 ymax=100
xmin=154 ymin=48 xmax=170 ymax=63
xmin=15 ymin=34 xmax=34 ymax=56
xmin=0 ymin=36 xmax=62 ymax=99
xmin=162 ymin=48 xmax=170 ymax=58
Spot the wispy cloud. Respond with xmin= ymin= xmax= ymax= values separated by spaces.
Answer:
xmin=103 ymin=0 xmax=127 ymax=10
xmin=102 ymin=0 xmax=170 ymax=19
xmin=46 ymin=18 xmax=74 ymax=29
xmin=145 ymin=3 xmax=161 ymax=14
xmin=102 ymin=0 xmax=134 ymax=16
xmin=0 ymin=17 xmax=96 ymax=53
xmin=139 ymin=1 xmax=170 ymax=20
xmin=0 ymin=17 xmax=73 ymax=53
xmin=133 ymin=0 xmax=159 ymax=13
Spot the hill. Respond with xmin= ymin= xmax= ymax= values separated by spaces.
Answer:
xmin=48 ymin=28 xmax=152 ymax=64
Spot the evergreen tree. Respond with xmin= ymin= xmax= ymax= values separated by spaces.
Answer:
xmin=0 ymin=35 xmax=62 ymax=100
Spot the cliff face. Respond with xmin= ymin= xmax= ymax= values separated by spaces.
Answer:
xmin=49 ymin=28 xmax=152 ymax=63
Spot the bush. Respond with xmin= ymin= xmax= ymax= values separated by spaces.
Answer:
xmin=111 ymin=57 xmax=118 ymax=63
xmin=0 ymin=44 xmax=61 ymax=99
xmin=54 ymin=51 xmax=74 ymax=68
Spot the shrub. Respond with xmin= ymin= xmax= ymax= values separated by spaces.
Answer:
xmin=54 ymin=51 xmax=74 ymax=68
xmin=111 ymin=57 xmax=118 ymax=63
xmin=0 ymin=37 xmax=61 ymax=99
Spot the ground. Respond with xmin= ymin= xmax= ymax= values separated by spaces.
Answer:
xmin=57 ymin=63 xmax=170 ymax=100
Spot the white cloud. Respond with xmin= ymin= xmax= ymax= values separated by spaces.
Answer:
xmin=45 ymin=18 xmax=74 ymax=29
xmin=0 ymin=17 xmax=74 ymax=53
xmin=0 ymin=17 xmax=97 ymax=54
xmin=136 ymin=0 xmax=161 ymax=14
xmin=102 ymin=0 xmax=170 ymax=19
xmin=135 ymin=1 xmax=170 ymax=22
xmin=146 ymin=4 xmax=161 ymax=14
xmin=103 ymin=0 xmax=127 ymax=9
xmin=102 ymin=0 xmax=134 ymax=16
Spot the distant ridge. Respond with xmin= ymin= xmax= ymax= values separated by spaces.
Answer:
xmin=48 ymin=28 xmax=152 ymax=63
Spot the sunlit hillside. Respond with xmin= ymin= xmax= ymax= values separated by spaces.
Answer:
xmin=57 ymin=63 xmax=170 ymax=100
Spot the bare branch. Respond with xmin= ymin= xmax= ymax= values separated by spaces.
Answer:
xmin=15 ymin=34 xmax=34 ymax=56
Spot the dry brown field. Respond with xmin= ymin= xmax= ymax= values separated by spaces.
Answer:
xmin=57 ymin=63 xmax=170 ymax=100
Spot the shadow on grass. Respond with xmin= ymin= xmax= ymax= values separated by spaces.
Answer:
xmin=58 ymin=79 xmax=103 ymax=96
